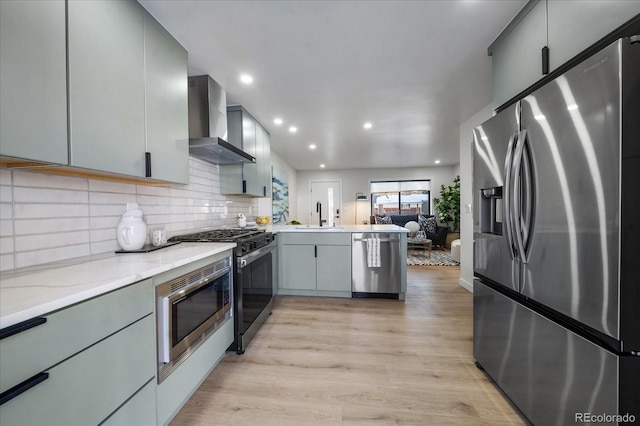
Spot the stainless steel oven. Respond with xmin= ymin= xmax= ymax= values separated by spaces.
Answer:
xmin=168 ymin=229 xmax=275 ymax=355
xmin=156 ymin=256 xmax=232 ymax=383
xmin=232 ymin=237 xmax=275 ymax=354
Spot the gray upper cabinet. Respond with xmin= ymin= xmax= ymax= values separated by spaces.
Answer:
xmin=221 ymin=106 xmax=271 ymax=196
xmin=490 ymin=0 xmax=640 ymax=109
xmin=68 ymin=0 xmax=146 ymax=177
xmin=257 ymin=123 xmax=272 ymax=198
xmin=2 ymin=0 xmax=189 ymax=184
xmin=0 ymin=0 xmax=68 ymax=165
xmin=547 ymin=0 xmax=640 ymax=71
xmin=489 ymin=0 xmax=546 ymax=108
xmin=240 ymin=108 xmax=259 ymax=195
xmin=144 ymin=13 xmax=189 ymax=184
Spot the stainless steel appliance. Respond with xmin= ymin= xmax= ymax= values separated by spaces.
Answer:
xmin=473 ymin=37 xmax=640 ymax=425
xmin=352 ymin=232 xmax=401 ymax=298
xmin=169 ymin=229 xmax=275 ymax=354
xmin=156 ymin=256 xmax=232 ymax=383
xmin=188 ymin=75 xmax=256 ymax=164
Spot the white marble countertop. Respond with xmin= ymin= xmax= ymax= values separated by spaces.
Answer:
xmin=268 ymin=224 xmax=408 ymax=233
xmin=0 ymin=242 xmax=235 ymax=329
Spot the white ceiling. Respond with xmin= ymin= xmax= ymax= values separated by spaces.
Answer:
xmin=139 ymin=0 xmax=527 ymax=171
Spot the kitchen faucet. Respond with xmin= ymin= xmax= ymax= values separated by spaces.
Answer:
xmin=316 ymin=201 xmax=327 ymax=227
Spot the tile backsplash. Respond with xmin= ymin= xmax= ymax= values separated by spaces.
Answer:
xmin=0 ymin=157 xmax=259 ymax=271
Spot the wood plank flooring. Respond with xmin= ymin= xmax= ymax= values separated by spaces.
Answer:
xmin=170 ymin=266 xmax=525 ymax=425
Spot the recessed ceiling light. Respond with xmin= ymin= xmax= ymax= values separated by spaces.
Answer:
xmin=273 ymin=118 xmax=283 ymax=125
xmin=289 ymin=126 xmax=297 ymax=133
xmin=320 ymin=164 xmax=325 ymax=168
xmin=240 ymin=74 xmax=253 ymax=84
xmin=363 ymin=122 xmax=372 ymax=129
xmin=435 ymin=160 xmax=441 ymax=164
xmin=309 ymin=144 xmax=316 ymax=150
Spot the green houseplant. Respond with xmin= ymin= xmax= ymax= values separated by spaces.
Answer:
xmin=433 ymin=175 xmax=460 ymax=232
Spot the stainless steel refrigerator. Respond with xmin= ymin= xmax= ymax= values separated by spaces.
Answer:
xmin=473 ymin=37 xmax=640 ymax=425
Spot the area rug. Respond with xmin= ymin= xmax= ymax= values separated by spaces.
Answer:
xmin=407 ymin=249 xmax=460 ymax=266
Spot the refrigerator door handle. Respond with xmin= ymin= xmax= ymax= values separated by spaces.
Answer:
xmin=521 ymin=130 xmax=535 ymax=255
xmin=503 ymin=132 xmax=518 ymax=260
xmin=512 ymin=129 xmax=529 ymax=264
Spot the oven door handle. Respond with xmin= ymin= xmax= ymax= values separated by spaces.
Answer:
xmin=237 ymin=242 xmax=276 ymax=269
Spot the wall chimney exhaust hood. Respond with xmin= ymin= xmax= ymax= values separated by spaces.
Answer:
xmin=188 ymin=75 xmax=255 ymax=164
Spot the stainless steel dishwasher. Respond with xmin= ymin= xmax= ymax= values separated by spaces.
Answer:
xmin=352 ymin=232 xmax=401 ymax=298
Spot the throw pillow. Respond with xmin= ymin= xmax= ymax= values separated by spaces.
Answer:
xmin=376 ymin=215 xmax=392 ymax=224
xmin=418 ymin=214 xmax=437 ymax=234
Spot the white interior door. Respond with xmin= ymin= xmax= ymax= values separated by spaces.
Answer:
xmin=310 ymin=181 xmax=341 ymax=227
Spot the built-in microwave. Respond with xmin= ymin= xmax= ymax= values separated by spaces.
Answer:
xmin=156 ymin=256 xmax=232 ymax=383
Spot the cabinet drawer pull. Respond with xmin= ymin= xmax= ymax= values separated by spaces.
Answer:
xmin=0 ymin=372 xmax=49 ymax=406
xmin=0 ymin=317 xmax=47 ymax=340
xmin=145 ymin=152 xmax=152 ymax=177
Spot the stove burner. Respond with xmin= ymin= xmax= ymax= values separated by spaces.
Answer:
xmin=168 ymin=228 xmax=264 ymax=243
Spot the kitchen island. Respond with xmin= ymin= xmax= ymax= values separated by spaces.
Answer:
xmin=270 ymin=224 xmax=408 ymax=299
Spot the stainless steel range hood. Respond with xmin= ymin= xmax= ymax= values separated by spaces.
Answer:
xmin=188 ymin=75 xmax=255 ymax=164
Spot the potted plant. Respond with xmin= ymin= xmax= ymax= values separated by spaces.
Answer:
xmin=433 ymin=175 xmax=460 ymax=247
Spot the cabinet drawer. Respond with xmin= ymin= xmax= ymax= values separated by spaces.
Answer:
xmin=101 ymin=378 xmax=155 ymax=426
xmin=0 ymin=315 xmax=154 ymax=426
xmin=279 ymin=232 xmax=351 ymax=246
xmin=0 ymin=279 xmax=152 ymax=393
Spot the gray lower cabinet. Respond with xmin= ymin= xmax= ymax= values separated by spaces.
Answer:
xmin=101 ymin=379 xmax=156 ymax=426
xmin=281 ymin=244 xmax=317 ymax=290
xmin=0 ymin=0 xmax=68 ymax=165
xmin=0 ymin=279 xmax=155 ymax=426
xmin=316 ymin=245 xmax=352 ymax=292
xmin=153 ymin=250 xmax=235 ymax=425
xmin=279 ymin=233 xmax=352 ymax=295
xmin=68 ymin=0 xmax=147 ymax=177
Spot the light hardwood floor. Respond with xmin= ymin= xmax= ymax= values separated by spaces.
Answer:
xmin=170 ymin=266 xmax=525 ymax=425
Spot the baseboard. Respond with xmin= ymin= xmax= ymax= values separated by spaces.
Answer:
xmin=459 ymin=277 xmax=473 ymax=293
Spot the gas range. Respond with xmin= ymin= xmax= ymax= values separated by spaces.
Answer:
xmin=168 ymin=228 xmax=274 ymax=256
xmin=170 ymin=227 xmax=276 ymax=355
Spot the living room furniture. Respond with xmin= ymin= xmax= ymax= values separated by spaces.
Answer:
xmin=450 ymin=238 xmax=461 ymax=262
xmin=372 ymin=214 xmax=448 ymax=248
xmin=407 ymin=238 xmax=432 ymax=256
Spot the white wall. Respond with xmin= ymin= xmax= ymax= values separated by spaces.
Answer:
xmin=458 ymin=104 xmax=494 ymax=293
xmin=0 ymin=157 xmax=259 ymax=271
xmin=296 ymin=166 xmax=458 ymax=226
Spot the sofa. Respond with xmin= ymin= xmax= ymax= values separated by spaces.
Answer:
xmin=371 ymin=214 xmax=449 ymax=248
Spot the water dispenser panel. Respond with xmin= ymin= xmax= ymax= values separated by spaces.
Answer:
xmin=479 ymin=186 xmax=503 ymax=235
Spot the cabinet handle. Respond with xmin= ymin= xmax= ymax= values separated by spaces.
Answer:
xmin=242 ymin=180 xmax=247 ymax=193
xmin=541 ymin=45 xmax=549 ymax=75
xmin=0 ymin=317 xmax=47 ymax=340
xmin=0 ymin=372 xmax=49 ymax=406
xmin=145 ymin=152 xmax=152 ymax=177
xmin=314 ymin=245 xmax=317 ymax=258
xmin=263 ymin=186 xmax=266 ymax=197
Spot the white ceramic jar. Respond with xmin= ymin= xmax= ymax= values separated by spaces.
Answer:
xmin=116 ymin=209 xmax=147 ymax=251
